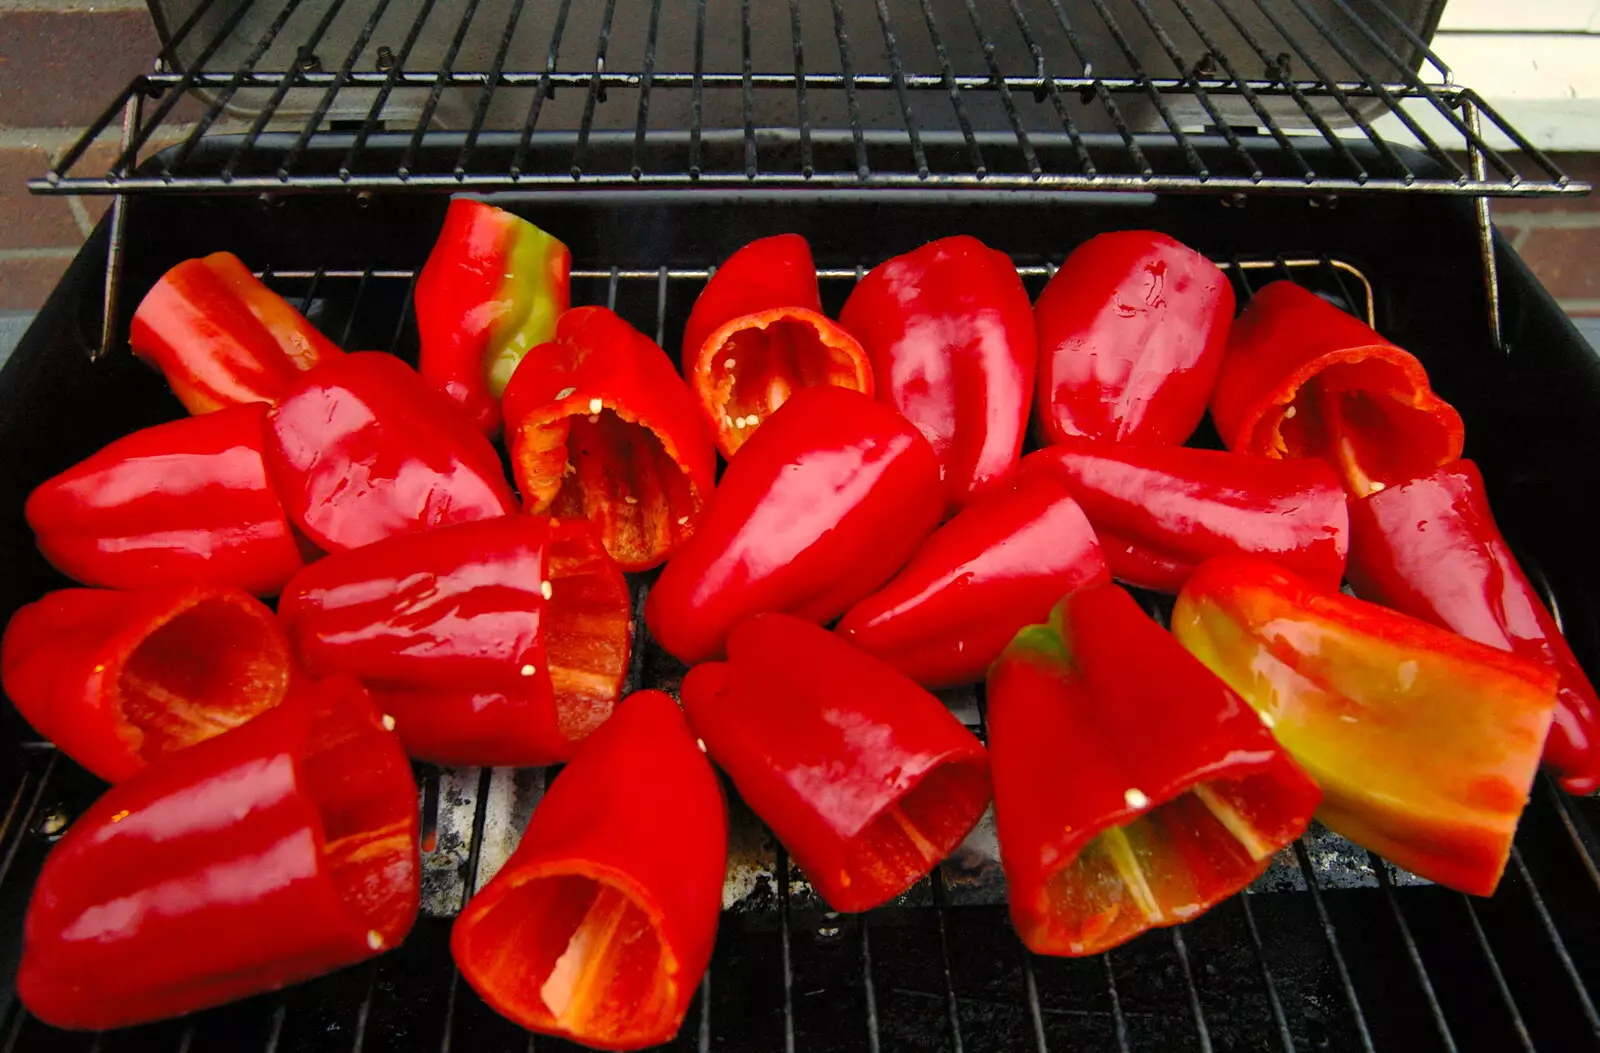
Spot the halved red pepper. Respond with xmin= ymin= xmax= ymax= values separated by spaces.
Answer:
xmin=24 ymin=403 xmax=309 ymax=596
xmin=681 ymin=613 xmax=990 ymax=913
xmin=504 ymin=307 xmax=716 ymax=572
xmin=453 ymin=690 xmax=725 ymax=1051
xmin=130 ymin=251 xmax=341 ymax=415
xmin=264 ymin=351 xmax=519 ymax=553
xmin=2 ymin=584 xmax=291 ymax=783
xmin=835 ymin=467 xmax=1107 ymax=688
xmin=1211 ymin=281 xmax=1465 ymax=497
xmin=987 ymin=582 xmax=1320 ymax=957
xmin=840 ymin=235 xmax=1035 ymax=508
xmin=645 ymin=385 xmax=943 ymax=665
xmin=1347 ymin=459 xmax=1600 ymax=795
xmin=417 ymin=199 xmax=572 ymax=436
xmin=278 ymin=515 xmax=631 ymax=767
xmin=1034 ymin=231 xmax=1234 ymax=448
xmin=1173 ymin=557 xmax=1558 ymax=895
xmin=18 ymin=675 xmax=418 ymax=1030
xmin=681 ymin=233 xmax=872 ymax=458
xmin=1023 ymin=439 xmax=1349 ymax=594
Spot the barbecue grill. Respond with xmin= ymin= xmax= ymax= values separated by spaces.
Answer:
xmin=9 ymin=1 xmax=1600 ymax=1050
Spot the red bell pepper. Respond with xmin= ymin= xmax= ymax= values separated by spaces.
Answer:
xmin=645 ymin=385 xmax=943 ymax=665
xmin=1023 ymin=439 xmax=1349 ymax=594
xmin=1211 ymin=281 xmax=1465 ymax=498
xmin=24 ymin=403 xmax=309 ymax=596
xmin=278 ymin=515 xmax=631 ymax=767
xmin=130 ymin=251 xmax=341 ymax=415
xmin=18 ymin=675 xmax=418 ymax=1030
xmin=504 ymin=307 xmax=716 ymax=572
xmin=417 ymin=199 xmax=572 ymax=436
xmin=453 ymin=690 xmax=725 ymax=1051
xmin=681 ymin=614 xmax=990 ymax=913
xmin=840 ymin=235 xmax=1035 ymax=508
xmin=1 ymin=584 xmax=291 ymax=783
xmin=264 ymin=351 xmax=519 ymax=553
xmin=1347 ymin=459 xmax=1600 ymax=795
xmin=988 ymin=582 xmax=1319 ymax=956
xmin=681 ymin=234 xmax=872 ymax=458
xmin=1034 ymin=231 xmax=1234 ymax=448
xmin=834 ymin=467 xmax=1107 ymax=688
xmin=1173 ymin=557 xmax=1558 ymax=896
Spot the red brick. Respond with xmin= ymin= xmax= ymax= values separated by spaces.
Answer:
xmin=0 ymin=147 xmax=83 ymax=248
xmin=0 ymin=255 xmax=73 ymax=311
xmin=1515 ymin=228 xmax=1600 ymax=302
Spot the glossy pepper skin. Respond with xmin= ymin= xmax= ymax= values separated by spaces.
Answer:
xmin=24 ymin=403 xmax=309 ymax=596
xmin=646 ymin=385 xmax=944 ymax=665
xmin=1024 ymin=440 xmax=1349 ymax=594
xmin=18 ymin=675 xmax=418 ymax=1030
xmin=130 ymin=251 xmax=341 ymax=414
xmin=453 ymin=691 xmax=725 ymax=1051
xmin=988 ymin=583 xmax=1319 ymax=956
xmin=264 ymin=351 xmax=519 ymax=553
xmin=504 ymin=307 xmax=716 ymax=572
xmin=2 ymin=584 xmax=292 ymax=783
xmin=279 ymin=516 xmax=632 ymax=767
xmin=416 ymin=199 xmax=572 ymax=436
xmin=1211 ymin=281 xmax=1465 ymax=497
xmin=1347 ymin=459 xmax=1600 ymax=795
xmin=1173 ymin=557 xmax=1557 ymax=896
xmin=840 ymin=235 xmax=1035 ymax=508
xmin=835 ymin=467 xmax=1107 ymax=688
xmin=682 ymin=614 xmax=990 ymax=912
xmin=1034 ymin=231 xmax=1234 ymax=448
xmin=682 ymin=234 xmax=872 ymax=458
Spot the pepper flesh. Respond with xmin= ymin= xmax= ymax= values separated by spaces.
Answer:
xmin=840 ymin=235 xmax=1035 ymax=508
xmin=1034 ymin=231 xmax=1234 ymax=448
xmin=452 ymin=690 xmax=725 ymax=1051
xmin=2 ymin=584 xmax=292 ymax=783
xmin=18 ymin=675 xmax=419 ymax=1030
xmin=1211 ymin=281 xmax=1465 ymax=497
xmin=681 ymin=614 xmax=990 ymax=913
xmin=504 ymin=306 xmax=716 ymax=572
xmin=1023 ymin=440 xmax=1349 ymax=594
xmin=646 ymin=385 xmax=944 ymax=665
xmin=1173 ymin=556 xmax=1557 ymax=896
xmin=417 ymin=199 xmax=572 ymax=436
xmin=130 ymin=251 xmax=341 ymax=414
xmin=681 ymin=234 xmax=872 ymax=458
xmin=987 ymin=582 xmax=1319 ymax=957
xmin=1347 ymin=459 xmax=1600 ymax=795
xmin=279 ymin=515 xmax=631 ymax=767
xmin=835 ymin=467 xmax=1107 ymax=688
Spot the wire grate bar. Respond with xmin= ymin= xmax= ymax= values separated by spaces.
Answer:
xmin=740 ymin=0 xmax=758 ymax=178
xmin=1103 ymin=951 xmax=1132 ymax=1053
xmin=397 ymin=0 xmax=484 ymax=181
xmin=1235 ymin=894 xmax=1295 ymax=1052
xmin=827 ymin=0 xmax=869 ymax=179
xmin=1169 ymin=927 xmax=1214 ymax=1053
xmin=281 ymin=0 xmax=397 ymax=180
xmin=688 ymin=0 xmax=708 ymax=178
xmin=861 ymin=917 xmax=883 ymax=1053
xmin=961 ymin=0 xmax=1039 ymax=177
xmin=1291 ymin=840 xmax=1377 ymax=1053
xmin=629 ymin=0 xmax=665 ymax=179
xmin=778 ymin=847 xmax=797 ymax=1053
xmin=1509 ymin=846 xmax=1600 ymax=1036
xmin=930 ymin=871 xmax=966 ymax=1053
xmin=1002 ymin=0 xmax=1096 ymax=176
xmin=873 ymin=0 xmax=930 ymax=178
xmin=915 ymin=0 xmax=987 ymax=179
xmin=1079 ymin=0 xmax=1210 ymax=178
xmin=787 ymin=0 xmax=814 ymax=178
xmin=1374 ymin=855 xmax=1458 ymax=1052
xmin=342 ymin=0 xmax=440 ymax=179
xmin=1461 ymin=895 xmax=1536 ymax=1053
xmin=454 ymin=0 xmax=530 ymax=177
xmin=509 ymin=0 xmax=572 ymax=177
xmin=569 ymin=0 xmax=619 ymax=178
xmin=1547 ymin=778 xmax=1600 ymax=894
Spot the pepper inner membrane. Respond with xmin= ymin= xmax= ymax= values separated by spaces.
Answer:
xmin=706 ymin=313 xmax=865 ymax=455
xmin=118 ymin=598 xmax=290 ymax=764
xmin=545 ymin=522 xmax=633 ymax=743
xmin=838 ymin=758 xmax=991 ymax=905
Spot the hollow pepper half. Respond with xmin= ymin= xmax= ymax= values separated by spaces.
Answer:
xmin=988 ymin=582 xmax=1320 ymax=957
xmin=264 ymin=350 xmax=519 ymax=553
xmin=416 ymin=199 xmax=572 ymax=436
xmin=646 ymin=385 xmax=944 ymax=665
xmin=278 ymin=515 xmax=632 ymax=767
xmin=1211 ymin=281 xmax=1465 ymax=497
xmin=1023 ymin=439 xmax=1349 ymax=594
xmin=681 ymin=233 xmax=872 ymax=458
xmin=1173 ymin=557 xmax=1558 ymax=895
xmin=1034 ymin=231 xmax=1234 ymax=448
xmin=453 ymin=691 xmax=725 ymax=1051
xmin=1347 ymin=459 xmax=1600 ymax=795
xmin=18 ymin=675 xmax=419 ymax=1030
xmin=682 ymin=614 xmax=990 ymax=912
xmin=505 ymin=307 xmax=716 ymax=572
xmin=130 ymin=251 xmax=341 ymax=414
xmin=2 ymin=584 xmax=292 ymax=783
xmin=24 ymin=403 xmax=309 ymax=596
xmin=840 ymin=235 xmax=1035 ymax=508
xmin=835 ymin=466 xmax=1107 ymax=688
